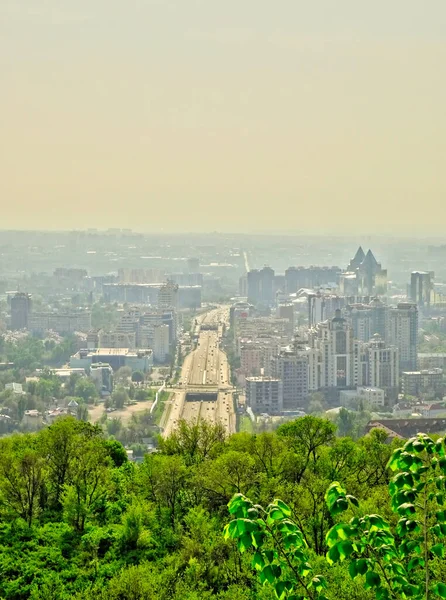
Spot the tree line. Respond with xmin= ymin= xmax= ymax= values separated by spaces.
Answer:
xmin=0 ymin=414 xmax=441 ymax=599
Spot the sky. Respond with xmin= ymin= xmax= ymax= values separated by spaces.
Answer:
xmin=1 ymin=1 xmax=446 ymax=234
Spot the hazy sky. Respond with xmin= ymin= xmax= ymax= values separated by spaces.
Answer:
xmin=1 ymin=1 xmax=446 ymax=234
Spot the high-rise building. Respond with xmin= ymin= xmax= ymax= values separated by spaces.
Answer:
xmin=246 ymin=377 xmax=283 ymax=414
xmin=285 ymin=266 xmax=341 ymax=293
xmin=158 ymin=281 xmax=179 ymax=311
xmin=309 ymin=310 xmax=355 ymax=389
xmin=247 ymin=267 xmax=275 ymax=306
xmin=187 ymin=257 xmax=200 ymax=273
xmin=345 ymin=304 xmax=371 ymax=342
xmin=368 ymin=334 xmax=399 ymax=399
xmin=153 ymin=324 xmax=170 ymax=363
xmin=10 ymin=292 xmax=32 ymax=330
xmin=369 ymin=298 xmax=388 ymax=339
xmin=271 ymin=340 xmax=309 ymax=410
xmin=410 ymin=271 xmax=433 ymax=308
xmin=277 ymin=303 xmax=295 ymax=335
xmin=389 ymin=303 xmax=418 ymax=372
xmin=343 ymin=247 xmax=387 ymax=296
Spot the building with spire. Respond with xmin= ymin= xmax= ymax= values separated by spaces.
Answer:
xmin=341 ymin=247 xmax=387 ymax=297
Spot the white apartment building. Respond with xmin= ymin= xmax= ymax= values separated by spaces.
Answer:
xmin=246 ymin=377 xmax=283 ymax=414
xmin=388 ymin=303 xmax=418 ymax=371
xmin=153 ymin=324 xmax=170 ymax=363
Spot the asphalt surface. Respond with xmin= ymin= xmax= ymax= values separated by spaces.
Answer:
xmin=162 ymin=307 xmax=236 ymax=437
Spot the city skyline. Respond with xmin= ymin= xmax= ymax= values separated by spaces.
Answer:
xmin=2 ymin=1 xmax=446 ymax=233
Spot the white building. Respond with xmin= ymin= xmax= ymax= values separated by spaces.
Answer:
xmin=246 ymin=377 xmax=283 ymax=414
xmin=340 ymin=386 xmax=385 ymax=410
xmin=388 ymin=303 xmax=418 ymax=371
xmin=153 ymin=324 xmax=170 ymax=363
xmin=368 ymin=334 xmax=399 ymax=397
xmin=309 ymin=310 xmax=355 ymax=389
xmin=271 ymin=343 xmax=309 ymax=410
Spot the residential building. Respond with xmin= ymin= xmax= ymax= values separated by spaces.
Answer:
xmin=285 ymin=266 xmax=341 ymax=293
xmin=246 ymin=377 xmax=283 ymax=414
xmin=389 ymin=303 xmax=418 ymax=371
xmin=368 ymin=334 xmax=399 ymax=399
xmin=340 ymin=386 xmax=385 ymax=410
xmin=158 ymin=281 xmax=179 ymax=310
xmin=90 ymin=363 xmax=113 ymax=396
xmin=153 ymin=324 xmax=170 ymax=363
xmin=247 ymin=267 xmax=275 ymax=306
xmin=28 ymin=311 xmax=92 ymax=334
xmin=178 ymin=285 xmax=201 ymax=309
xmin=10 ymin=292 xmax=32 ymax=330
xmin=402 ymin=369 xmax=444 ymax=397
xmin=240 ymin=343 xmax=262 ymax=376
xmin=271 ymin=341 xmax=309 ymax=410
xmin=99 ymin=331 xmax=136 ymax=348
xmin=277 ymin=303 xmax=295 ymax=335
xmin=309 ymin=310 xmax=355 ymax=389
xmin=410 ymin=271 xmax=433 ymax=308
xmin=5 ymin=382 xmax=24 ymax=395
xmin=418 ymin=354 xmax=446 ymax=370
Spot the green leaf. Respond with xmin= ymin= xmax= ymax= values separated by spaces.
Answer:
xmin=431 ymin=544 xmax=444 ymax=559
xmin=346 ymin=494 xmax=359 ymax=507
xmin=365 ymin=571 xmax=381 ymax=588
xmin=252 ymin=551 xmax=265 ymax=571
xmin=275 ymin=581 xmax=287 ymax=599
xmin=398 ymin=503 xmax=416 ymax=516
xmin=269 ymin=508 xmax=285 ymax=520
xmin=338 ymin=540 xmax=354 ymax=560
xmin=387 ymin=448 xmax=402 ymax=471
xmin=327 ymin=544 xmax=340 ymax=565
xmin=330 ymin=497 xmax=349 ymax=515
xmin=237 ymin=532 xmax=252 ymax=552
xmin=262 ymin=565 xmax=276 ymax=585
xmin=434 ymin=582 xmax=446 ymax=598
xmin=276 ymin=499 xmax=292 ymax=518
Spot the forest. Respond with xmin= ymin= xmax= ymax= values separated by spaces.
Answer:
xmin=0 ymin=415 xmax=445 ymax=599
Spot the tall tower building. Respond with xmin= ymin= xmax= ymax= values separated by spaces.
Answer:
xmin=369 ymin=298 xmax=388 ymax=339
xmin=389 ymin=303 xmax=418 ymax=372
xmin=410 ymin=271 xmax=433 ymax=308
xmin=271 ymin=339 xmax=309 ymax=410
xmin=368 ymin=334 xmax=399 ymax=400
xmin=247 ymin=267 xmax=275 ymax=306
xmin=310 ymin=310 xmax=355 ymax=389
xmin=10 ymin=293 xmax=32 ymax=330
xmin=158 ymin=281 xmax=179 ymax=311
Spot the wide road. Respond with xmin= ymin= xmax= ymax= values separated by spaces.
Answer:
xmin=162 ymin=306 xmax=235 ymax=437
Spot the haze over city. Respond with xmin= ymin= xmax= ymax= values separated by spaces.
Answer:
xmin=2 ymin=0 xmax=446 ymax=233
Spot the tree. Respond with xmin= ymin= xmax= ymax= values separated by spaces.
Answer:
xmin=111 ymin=387 xmax=129 ymax=409
xmin=115 ymin=366 xmax=132 ymax=385
xmin=131 ymin=371 xmax=144 ymax=384
xmin=62 ymin=435 xmax=111 ymax=531
xmin=224 ymin=493 xmax=328 ymax=599
xmin=74 ymin=378 xmax=98 ymax=404
xmin=0 ymin=435 xmax=45 ymax=526
xmin=325 ymin=434 xmax=446 ymax=600
xmin=159 ymin=419 xmax=226 ymax=464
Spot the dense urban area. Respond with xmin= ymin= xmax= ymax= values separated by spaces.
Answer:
xmin=2 ymin=230 xmax=446 ymax=598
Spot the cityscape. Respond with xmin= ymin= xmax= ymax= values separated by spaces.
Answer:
xmin=3 ymin=1 xmax=446 ymax=598
xmin=2 ymin=231 xmax=446 ymax=441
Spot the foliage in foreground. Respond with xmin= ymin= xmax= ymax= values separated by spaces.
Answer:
xmin=225 ymin=433 xmax=446 ymax=600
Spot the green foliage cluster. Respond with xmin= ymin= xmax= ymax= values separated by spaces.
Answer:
xmin=0 ymin=335 xmax=78 ymax=372
xmin=225 ymin=432 xmax=446 ymax=600
xmin=0 ymin=414 xmax=403 ymax=599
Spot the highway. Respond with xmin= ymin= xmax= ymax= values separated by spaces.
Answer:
xmin=162 ymin=306 xmax=236 ymax=437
